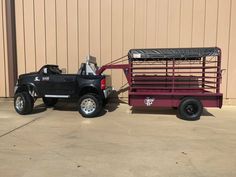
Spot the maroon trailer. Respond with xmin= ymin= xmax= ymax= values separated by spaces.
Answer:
xmin=96 ymin=47 xmax=223 ymax=120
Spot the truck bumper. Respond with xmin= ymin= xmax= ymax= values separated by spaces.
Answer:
xmin=103 ymin=87 xmax=112 ymax=99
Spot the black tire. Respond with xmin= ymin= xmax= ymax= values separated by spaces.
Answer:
xmin=43 ymin=97 xmax=58 ymax=107
xmin=103 ymin=98 xmax=108 ymax=106
xmin=14 ymin=92 xmax=34 ymax=115
xmin=178 ymin=97 xmax=203 ymax=121
xmin=78 ymin=93 xmax=103 ymax=118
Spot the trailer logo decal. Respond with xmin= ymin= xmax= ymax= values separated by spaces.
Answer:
xmin=144 ymin=97 xmax=155 ymax=106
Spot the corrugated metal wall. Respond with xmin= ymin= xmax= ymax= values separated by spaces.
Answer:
xmin=1 ymin=0 xmax=236 ymax=103
xmin=0 ymin=0 xmax=9 ymax=97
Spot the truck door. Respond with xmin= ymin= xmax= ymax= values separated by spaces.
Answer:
xmin=43 ymin=74 xmax=76 ymax=96
xmin=39 ymin=66 xmax=77 ymax=97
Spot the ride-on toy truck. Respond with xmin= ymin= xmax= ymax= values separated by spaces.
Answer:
xmin=14 ymin=56 xmax=112 ymax=117
xmin=14 ymin=47 xmax=223 ymax=120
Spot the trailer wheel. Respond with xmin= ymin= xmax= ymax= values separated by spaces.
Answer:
xmin=78 ymin=94 xmax=102 ymax=118
xmin=14 ymin=92 xmax=34 ymax=115
xmin=178 ymin=97 xmax=203 ymax=121
xmin=43 ymin=97 xmax=58 ymax=107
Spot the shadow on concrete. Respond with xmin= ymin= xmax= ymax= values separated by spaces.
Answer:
xmin=53 ymin=100 xmax=78 ymax=112
xmin=131 ymin=107 xmax=215 ymax=121
xmin=131 ymin=107 xmax=177 ymax=115
xmin=202 ymin=108 xmax=215 ymax=117
xmin=31 ymin=103 xmax=47 ymax=114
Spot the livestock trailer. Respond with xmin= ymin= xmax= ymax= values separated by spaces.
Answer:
xmin=97 ymin=47 xmax=223 ymax=120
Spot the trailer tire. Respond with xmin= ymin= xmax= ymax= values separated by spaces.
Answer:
xmin=178 ymin=97 xmax=203 ymax=121
xmin=43 ymin=97 xmax=58 ymax=107
xmin=78 ymin=93 xmax=102 ymax=118
xmin=14 ymin=92 xmax=34 ymax=115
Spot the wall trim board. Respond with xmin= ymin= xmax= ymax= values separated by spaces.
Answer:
xmin=5 ymin=0 xmax=17 ymax=97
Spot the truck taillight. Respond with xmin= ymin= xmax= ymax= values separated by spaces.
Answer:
xmin=101 ymin=78 xmax=106 ymax=90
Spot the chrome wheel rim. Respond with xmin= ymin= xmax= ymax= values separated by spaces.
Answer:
xmin=80 ymin=98 xmax=96 ymax=115
xmin=15 ymin=96 xmax=24 ymax=111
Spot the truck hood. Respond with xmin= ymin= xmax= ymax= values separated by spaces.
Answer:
xmin=19 ymin=72 xmax=38 ymax=79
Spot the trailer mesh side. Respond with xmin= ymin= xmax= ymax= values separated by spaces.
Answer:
xmin=130 ymin=58 xmax=220 ymax=93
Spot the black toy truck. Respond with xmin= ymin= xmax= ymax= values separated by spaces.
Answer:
xmin=14 ymin=56 xmax=112 ymax=117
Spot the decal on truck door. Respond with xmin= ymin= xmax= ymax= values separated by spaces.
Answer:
xmin=34 ymin=77 xmax=40 ymax=82
xmin=42 ymin=76 xmax=49 ymax=81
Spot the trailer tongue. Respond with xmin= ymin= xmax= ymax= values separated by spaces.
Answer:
xmin=96 ymin=47 xmax=223 ymax=120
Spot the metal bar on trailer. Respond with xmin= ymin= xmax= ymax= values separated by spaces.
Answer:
xmin=128 ymin=63 xmax=132 ymax=88
xmin=131 ymin=86 xmax=216 ymax=90
xmin=131 ymin=71 xmax=221 ymax=74
xmin=131 ymin=76 xmax=221 ymax=80
xmin=204 ymin=85 xmax=217 ymax=89
xmin=166 ymin=61 xmax=168 ymax=88
xmin=96 ymin=64 xmax=129 ymax=75
xmin=202 ymin=57 xmax=206 ymax=89
xmin=132 ymin=61 xmax=218 ymax=65
xmin=216 ymin=49 xmax=222 ymax=93
xmin=132 ymin=66 xmax=219 ymax=70
xmin=132 ymin=81 xmax=216 ymax=85
xmin=172 ymin=59 xmax=175 ymax=92
xmin=129 ymin=92 xmax=222 ymax=96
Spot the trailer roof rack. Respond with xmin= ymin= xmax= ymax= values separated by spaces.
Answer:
xmin=128 ymin=47 xmax=220 ymax=61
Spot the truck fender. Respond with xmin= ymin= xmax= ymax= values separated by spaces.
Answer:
xmin=78 ymin=85 xmax=103 ymax=98
xmin=15 ymin=83 xmax=39 ymax=98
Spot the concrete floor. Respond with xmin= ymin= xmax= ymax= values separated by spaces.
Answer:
xmin=0 ymin=100 xmax=236 ymax=177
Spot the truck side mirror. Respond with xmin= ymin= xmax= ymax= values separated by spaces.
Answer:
xmin=61 ymin=68 xmax=66 ymax=74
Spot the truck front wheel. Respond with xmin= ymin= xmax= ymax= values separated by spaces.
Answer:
xmin=78 ymin=94 xmax=102 ymax=118
xmin=14 ymin=92 xmax=34 ymax=115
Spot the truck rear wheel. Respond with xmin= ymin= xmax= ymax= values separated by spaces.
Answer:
xmin=43 ymin=97 xmax=58 ymax=107
xmin=78 ymin=94 xmax=102 ymax=118
xmin=178 ymin=97 xmax=203 ymax=121
xmin=14 ymin=92 xmax=34 ymax=115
